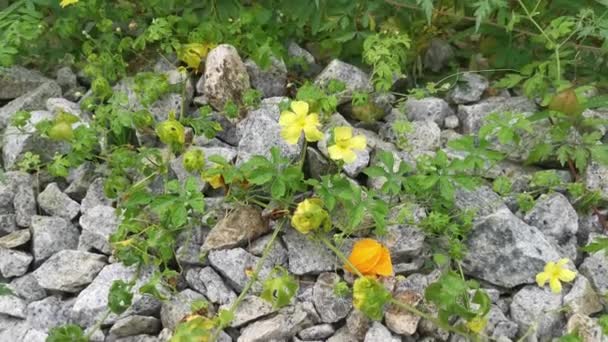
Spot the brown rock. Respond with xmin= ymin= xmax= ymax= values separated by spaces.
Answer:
xmin=201 ymin=206 xmax=269 ymax=252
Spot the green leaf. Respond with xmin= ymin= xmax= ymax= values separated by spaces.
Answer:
xmin=271 ymin=179 xmax=286 ymax=199
xmin=108 ymin=280 xmax=133 ymax=314
xmin=0 ymin=284 xmax=13 ymax=296
xmin=582 ymin=237 xmax=608 ymax=255
xmin=47 ymin=324 xmax=88 ymax=342
xmin=591 ymin=145 xmax=608 ymax=165
xmin=492 ymin=176 xmax=512 ymax=195
xmin=261 ymin=267 xmax=299 ymax=308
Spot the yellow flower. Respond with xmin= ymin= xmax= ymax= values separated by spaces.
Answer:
xmin=345 ymin=239 xmax=393 ymax=277
xmin=202 ymin=162 xmax=225 ymax=189
xmin=291 ymin=198 xmax=330 ymax=234
xmin=328 ymin=126 xmax=366 ymax=163
xmin=60 ymin=0 xmax=79 ymax=7
xmin=279 ymin=101 xmax=323 ymax=145
xmin=536 ymin=258 xmax=576 ymax=293
xmin=466 ymin=316 xmax=487 ymax=334
xmin=178 ymin=43 xmax=215 ymax=70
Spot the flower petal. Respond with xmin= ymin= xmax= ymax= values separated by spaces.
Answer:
xmin=334 ymin=126 xmax=353 ymax=142
xmin=279 ymin=111 xmax=297 ymax=127
xmin=349 ymin=135 xmax=367 ymax=150
xmin=346 ymin=239 xmax=383 ymax=274
xmin=303 ymin=125 xmax=324 ymax=142
xmin=281 ymin=126 xmax=302 ymax=145
xmin=328 ymin=145 xmax=345 ymax=161
xmin=291 ymin=101 xmax=309 ymax=116
xmin=558 ymin=269 xmax=576 ymax=283
xmin=536 ymin=271 xmax=549 ymax=287
xmin=549 ymin=277 xmax=562 ymax=293
xmin=557 ymin=258 xmax=570 ymax=267
xmin=374 ymin=246 xmax=393 ymax=276
xmin=341 ymin=149 xmax=357 ymax=163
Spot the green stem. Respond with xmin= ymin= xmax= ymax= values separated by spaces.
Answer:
xmin=318 ymin=235 xmax=363 ymax=278
xmin=210 ymin=219 xmax=286 ymax=340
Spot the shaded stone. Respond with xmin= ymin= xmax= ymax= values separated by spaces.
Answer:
xmin=46 ymin=97 xmax=82 ymax=117
xmin=0 ymin=247 xmax=32 ymax=277
xmin=203 ymin=44 xmax=250 ymax=111
xmin=26 ymin=296 xmax=73 ymax=332
xmin=364 ymin=322 xmax=400 ymax=342
xmin=109 ymin=315 xmax=162 ymax=338
xmin=0 ymin=295 xmax=27 ymax=318
xmin=0 ymin=81 xmax=61 ymax=130
xmin=462 ymin=209 xmax=560 ymax=288
xmin=31 ymin=215 xmax=80 ymax=262
xmin=313 ymin=273 xmax=352 ymax=323
xmin=510 ymin=285 xmax=565 ymax=340
xmin=208 ymin=248 xmax=271 ymax=293
xmin=247 ymin=233 xmax=288 ymax=269
xmin=37 ymin=183 xmax=80 ymax=220
xmin=202 ymin=206 xmax=269 ymax=252
xmin=13 ymin=174 xmax=36 ymax=227
xmin=423 ymin=38 xmax=454 ymax=72
xmin=237 ymin=303 xmax=315 ymax=342
xmin=585 ymin=162 xmax=608 ymax=201
xmin=9 ymin=274 xmax=46 ymax=302
xmin=579 ymin=251 xmax=608 ymax=296
xmin=454 ymin=186 xmax=508 ymax=218
xmin=33 ymin=250 xmax=106 ymax=293
xmin=219 ymin=295 xmax=275 ymax=328
xmin=161 ymin=289 xmax=208 ymax=331
xmin=81 ymin=178 xmax=113 ymax=214
xmin=298 ymin=324 xmax=335 ymax=340
xmin=0 ymin=66 xmax=50 ymax=100
xmin=405 ymin=97 xmax=454 ymax=126
xmin=245 ymin=57 xmax=287 ymax=98
xmin=447 ymin=73 xmax=489 ymax=104
xmin=71 ymin=264 xmax=161 ymax=327
xmin=282 ymin=228 xmax=337 ymax=275
xmin=457 ymin=96 xmax=536 ymax=134
xmin=184 ymin=267 xmax=236 ymax=305
xmin=0 ymin=214 xmax=17 ymax=237
xmin=484 ymin=305 xmax=518 ymax=340
xmin=78 ymin=205 xmax=118 ymax=255
xmin=56 ymin=67 xmax=78 ymax=91
xmin=0 ymin=229 xmax=30 ymax=248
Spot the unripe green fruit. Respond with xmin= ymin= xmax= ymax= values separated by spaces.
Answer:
xmin=182 ymin=148 xmax=205 ymax=173
xmin=48 ymin=122 xmax=74 ymax=141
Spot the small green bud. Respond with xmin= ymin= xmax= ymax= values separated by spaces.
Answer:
xmin=48 ymin=122 xmax=74 ymax=141
xmin=182 ymin=148 xmax=205 ymax=173
xmin=156 ymin=119 xmax=185 ymax=146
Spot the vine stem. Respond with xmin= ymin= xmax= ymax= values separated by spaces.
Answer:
xmin=318 ymin=235 xmax=485 ymax=340
xmin=210 ymin=219 xmax=286 ymax=340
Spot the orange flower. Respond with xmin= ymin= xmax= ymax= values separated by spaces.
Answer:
xmin=345 ymin=239 xmax=393 ymax=277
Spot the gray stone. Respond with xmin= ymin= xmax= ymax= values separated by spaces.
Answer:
xmin=65 ymin=162 xmax=97 ymax=201
xmin=454 ymin=186 xmax=508 ymax=218
xmin=37 ymin=183 xmax=80 ymax=220
xmin=2 ymin=110 xmax=68 ymax=170
xmin=298 ymin=324 xmax=335 ymax=340
xmin=288 ymin=42 xmax=319 ymax=77
xmin=457 ymin=96 xmax=537 ymax=134
xmin=26 ymin=296 xmax=73 ymax=332
xmin=114 ymin=334 xmax=159 ymax=342
xmin=245 ymin=57 xmax=287 ymax=98
xmin=202 ymin=206 xmax=269 ymax=252
xmin=326 ymin=326 xmax=356 ymax=342
xmin=448 ymin=73 xmax=489 ymax=104
xmin=219 ymin=295 xmax=275 ymax=328
xmin=0 ymin=295 xmax=27 ymax=318
xmin=484 ymin=305 xmax=518 ymax=339
xmin=423 ymin=38 xmax=454 ymax=72
xmin=78 ymin=205 xmax=118 ymax=255
xmin=31 ymin=215 xmax=79 ymax=262
xmin=563 ymin=275 xmax=603 ymax=316
xmin=317 ymin=113 xmax=371 ymax=177
xmin=462 ymin=208 xmax=560 ymax=288
xmin=203 ymin=44 xmax=251 ymax=111
xmin=46 ymin=97 xmax=82 ymax=117
xmin=444 ymin=115 xmax=459 ymax=129
xmin=579 ymin=251 xmax=608 ymax=295
xmin=0 ymin=81 xmax=62 ymax=130
xmin=237 ymin=303 xmax=315 ymax=342
xmin=0 ymin=247 xmax=32 ymax=277
xmin=404 ymin=120 xmax=441 ymax=154
xmin=566 ymin=314 xmax=607 ymax=342
xmin=510 ymin=285 xmax=565 ymax=339
xmin=585 ymin=162 xmax=608 ymax=201
xmin=185 ymin=267 xmax=236 ymax=305
xmin=524 ymin=193 xmax=579 ymax=260
xmin=56 ymin=67 xmax=78 ymax=90
xmin=345 ymin=309 xmax=371 ymax=341
xmin=236 ymin=98 xmax=301 ymax=164
xmin=306 ymin=147 xmax=332 ymax=180
xmin=0 ymin=214 xmax=17 ymax=237
xmin=110 ymin=315 xmax=161 ymax=338
xmin=405 ymin=97 xmax=454 ymax=126
xmin=208 ymin=248 xmax=270 ymax=293
xmin=81 ymin=178 xmax=113 ymax=214
xmin=0 ymin=322 xmax=47 ymax=342
xmin=71 ymin=264 xmax=161 ymax=327
xmin=314 ymin=59 xmax=372 ymax=104
xmin=247 ymin=234 xmax=288 ymax=268
xmin=33 ymin=250 xmax=106 ymax=292
xmin=0 ymin=66 xmax=50 ymax=100
xmin=9 ymin=274 xmax=46 ymax=302
xmin=364 ymin=322 xmax=400 ymax=342
xmin=282 ymin=228 xmax=337 ymax=275
xmin=160 ymin=289 xmax=207 ymax=331
xmin=13 ymin=179 xmax=36 ymax=227
xmin=113 ymin=78 xmax=187 ymax=123
xmin=0 ymin=229 xmax=30 ymax=248
xmin=380 ymin=223 xmax=425 ymax=264
xmin=313 ymin=273 xmax=352 ymax=323
xmin=0 ymin=315 xmax=23 ymax=333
